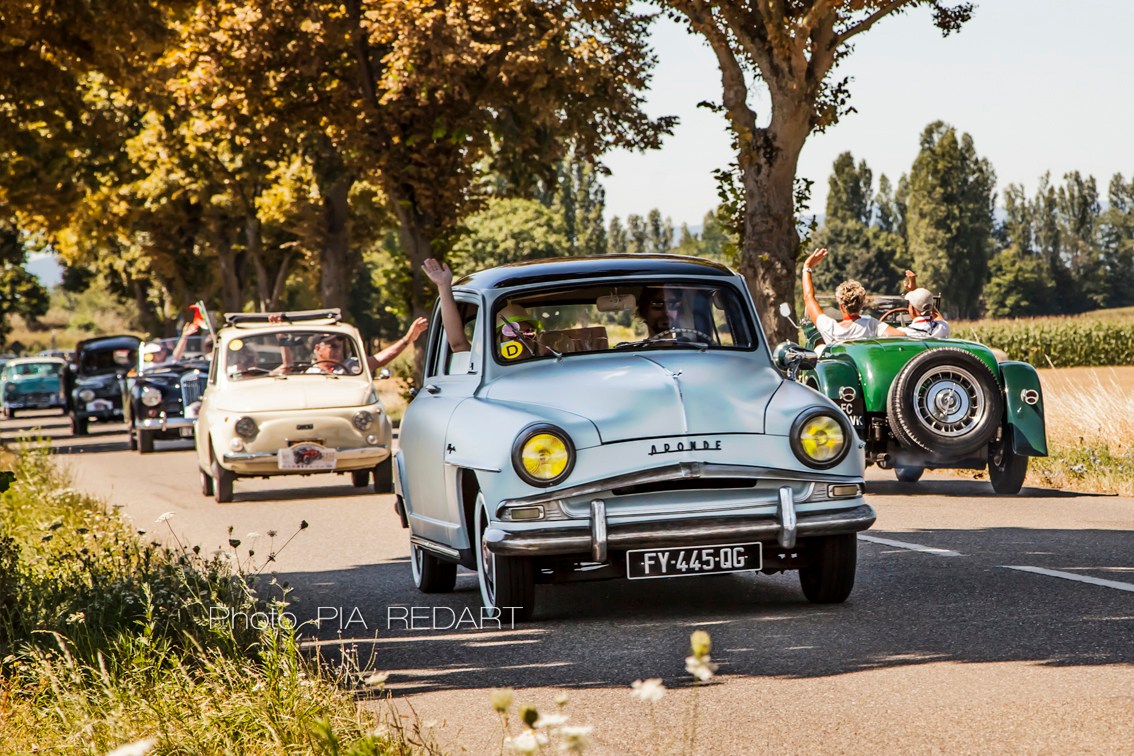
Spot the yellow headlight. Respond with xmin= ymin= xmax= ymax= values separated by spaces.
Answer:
xmin=799 ymin=415 xmax=846 ymax=463
xmin=521 ymin=433 xmax=570 ymax=480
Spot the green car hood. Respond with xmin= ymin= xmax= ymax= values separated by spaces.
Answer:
xmin=820 ymin=338 xmax=1000 ymax=413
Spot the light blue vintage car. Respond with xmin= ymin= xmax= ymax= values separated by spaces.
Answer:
xmin=1 ymin=356 xmax=67 ymax=418
xmin=396 ymin=255 xmax=876 ymax=620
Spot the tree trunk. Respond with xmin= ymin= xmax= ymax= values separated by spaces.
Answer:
xmin=737 ymin=111 xmax=809 ymax=347
xmin=319 ymin=175 xmax=354 ymax=311
xmin=389 ymin=191 xmax=434 ymax=387
xmin=130 ymin=279 xmax=160 ymax=337
xmin=245 ymin=215 xmax=269 ymax=311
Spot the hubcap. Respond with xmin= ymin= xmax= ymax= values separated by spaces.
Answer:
xmin=913 ymin=366 xmax=985 ymax=436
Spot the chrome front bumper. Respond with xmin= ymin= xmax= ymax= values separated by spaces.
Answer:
xmin=484 ymin=486 xmax=875 ymax=559
xmin=136 ymin=415 xmax=195 ymax=431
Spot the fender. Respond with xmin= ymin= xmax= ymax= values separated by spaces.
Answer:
xmin=806 ymin=357 xmax=866 ymax=438
xmin=393 ymin=450 xmax=409 ymax=528
xmin=999 ymin=361 xmax=1047 ymax=456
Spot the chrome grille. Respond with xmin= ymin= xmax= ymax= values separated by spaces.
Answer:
xmin=181 ymin=374 xmax=208 ymax=405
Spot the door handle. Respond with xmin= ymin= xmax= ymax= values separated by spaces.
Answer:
xmin=425 ymin=384 xmax=441 ymax=395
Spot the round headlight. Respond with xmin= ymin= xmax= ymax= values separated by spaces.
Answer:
xmin=352 ymin=410 xmax=374 ymax=431
xmin=790 ymin=409 xmax=850 ymax=469
xmin=512 ymin=425 xmax=575 ymax=487
xmin=78 ymin=388 xmax=95 ymax=402
xmin=140 ymin=386 xmax=163 ymax=407
xmin=234 ymin=416 xmax=258 ymax=439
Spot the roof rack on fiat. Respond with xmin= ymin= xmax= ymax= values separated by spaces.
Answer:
xmin=223 ymin=308 xmax=343 ymax=327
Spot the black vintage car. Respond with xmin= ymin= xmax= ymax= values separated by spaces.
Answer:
xmin=123 ymin=336 xmax=210 ymax=453
xmin=67 ymin=335 xmax=142 ymax=435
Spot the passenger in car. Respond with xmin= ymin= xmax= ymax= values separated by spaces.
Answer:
xmin=899 ymin=269 xmax=951 ymax=339
xmin=801 ymin=247 xmax=904 ymax=345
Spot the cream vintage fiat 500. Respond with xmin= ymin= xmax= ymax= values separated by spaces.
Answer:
xmin=194 ymin=309 xmax=393 ymax=503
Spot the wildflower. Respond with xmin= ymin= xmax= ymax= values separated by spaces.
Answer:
xmin=630 ymin=677 xmax=666 ymax=703
xmin=685 ymin=655 xmax=718 ymax=682
xmin=520 ymin=704 xmax=540 ymax=728
xmin=228 ymin=538 xmax=241 ymax=548
xmin=65 ymin=611 xmax=86 ymax=624
xmin=504 ymin=731 xmax=543 ymax=754
xmin=155 ymin=512 xmax=175 ymax=523
xmin=106 ymin=738 xmax=157 ymax=756
xmin=555 ymin=692 xmax=569 ymax=707
xmin=364 ymin=671 xmax=390 ymax=687
xmin=268 ymin=529 xmax=278 ymax=538
xmin=559 ymin=725 xmax=593 ymax=753
xmin=300 ymin=519 xmax=309 ymax=530
xmin=535 ymin=712 xmax=569 ymax=728
xmin=246 ymin=531 xmax=260 ymax=538
xmin=490 ymin=688 xmax=514 ymax=713
xmin=690 ymin=629 xmax=711 ymax=658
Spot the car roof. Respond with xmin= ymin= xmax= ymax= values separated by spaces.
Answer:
xmin=217 ymin=321 xmax=361 ymax=340
xmin=454 ymin=254 xmax=736 ymax=291
xmin=6 ymin=356 xmax=66 ymax=366
xmin=76 ymin=334 xmax=142 ymax=352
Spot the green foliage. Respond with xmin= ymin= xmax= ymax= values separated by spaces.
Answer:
xmin=450 ymin=198 xmax=569 ymax=272
xmin=826 ymin=151 xmax=874 ymax=225
xmin=808 ymin=219 xmax=905 ymax=295
xmin=906 ymin=121 xmax=996 ymax=319
xmin=981 ymin=246 xmax=1056 ymax=318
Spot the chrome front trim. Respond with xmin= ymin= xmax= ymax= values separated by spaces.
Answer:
xmin=137 ymin=416 xmax=194 ymax=430
xmin=483 ymin=502 xmax=876 ymax=557
xmin=410 ymin=535 xmax=460 ymax=559
xmin=590 ymin=499 xmax=608 ymax=561
xmin=498 ymin=462 xmax=862 ymax=510
xmin=778 ymin=485 xmax=797 ymax=549
xmin=223 ymin=445 xmax=388 ymax=462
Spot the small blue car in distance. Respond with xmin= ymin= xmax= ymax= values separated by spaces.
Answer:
xmin=395 ymin=255 xmax=876 ymax=621
xmin=1 ymin=357 xmax=67 ymax=417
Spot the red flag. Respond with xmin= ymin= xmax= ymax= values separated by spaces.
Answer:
xmin=189 ymin=303 xmax=206 ymax=327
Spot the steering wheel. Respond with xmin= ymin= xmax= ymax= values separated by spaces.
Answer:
xmin=650 ymin=327 xmax=713 ymax=343
xmin=879 ymin=308 xmax=911 ymax=327
xmin=309 ymin=359 xmax=350 ymax=373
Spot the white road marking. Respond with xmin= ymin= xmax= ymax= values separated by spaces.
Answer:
xmin=1003 ymin=566 xmax=1134 ymax=593
xmin=858 ymin=534 xmax=963 ymax=557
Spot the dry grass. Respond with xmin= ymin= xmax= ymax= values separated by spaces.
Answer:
xmin=1017 ymin=366 xmax=1134 ymax=496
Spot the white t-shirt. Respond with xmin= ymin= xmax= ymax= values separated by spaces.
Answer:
xmin=815 ymin=313 xmax=889 ymax=345
xmin=900 ymin=317 xmax=951 ymax=340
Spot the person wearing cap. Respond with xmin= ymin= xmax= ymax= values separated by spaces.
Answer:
xmin=802 ymin=247 xmax=904 ymax=345
xmin=638 ymin=285 xmax=696 ymax=337
xmin=899 ymin=269 xmax=951 ymax=339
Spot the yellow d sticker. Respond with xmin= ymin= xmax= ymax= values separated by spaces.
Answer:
xmin=228 ymin=338 xmax=244 ymax=351
xmin=500 ymin=340 xmax=524 ymax=360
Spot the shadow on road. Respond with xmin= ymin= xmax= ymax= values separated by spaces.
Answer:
xmin=868 ymin=477 xmax=1113 ymax=499
xmin=271 ymin=526 xmax=1134 ymax=696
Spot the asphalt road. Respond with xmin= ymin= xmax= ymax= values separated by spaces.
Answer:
xmin=7 ymin=410 xmax=1134 ymax=754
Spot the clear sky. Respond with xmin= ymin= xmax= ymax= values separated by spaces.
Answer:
xmin=602 ymin=1 xmax=1134 ymax=229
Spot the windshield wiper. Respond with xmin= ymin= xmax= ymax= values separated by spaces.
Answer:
xmin=613 ymin=339 xmax=709 ymax=352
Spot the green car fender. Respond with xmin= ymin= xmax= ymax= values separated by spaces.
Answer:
xmin=999 ymin=361 xmax=1048 ymax=456
xmin=803 ymin=357 xmax=866 ymax=434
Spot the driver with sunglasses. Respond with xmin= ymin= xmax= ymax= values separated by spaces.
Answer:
xmin=638 ymin=285 xmax=697 ymax=339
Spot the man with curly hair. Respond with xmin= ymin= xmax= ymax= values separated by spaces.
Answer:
xmin=801 ymin=247 xmax=904 ymax=345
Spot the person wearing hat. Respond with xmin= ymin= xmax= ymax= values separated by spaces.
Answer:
xmin=802 ymin=247 xmax=905 ymax=345
xmin=423 ymin=258 xmax=545 ymax=361
xmin=899 ymin=270 xmax=950 ymax=339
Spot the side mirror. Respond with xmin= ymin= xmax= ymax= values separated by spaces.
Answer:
xmin=407 ymin=386 xmax=419 ymax=400
xmin=772 ymin=340 xmax=818 ymax=381
xmin=378 ymin=368 xmax=392 ymax=380
xmin=778 ymin=302 xmax=792 ymax=317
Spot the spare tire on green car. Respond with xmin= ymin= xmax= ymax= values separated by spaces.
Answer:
xmin=886 ymin=347 xmax=1003 ymax=458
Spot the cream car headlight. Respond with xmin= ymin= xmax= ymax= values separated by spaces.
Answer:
xmin=352 ymin=410 xmax=374 ymax=431
xmin=140 ymin=386 xmax=163 ymax=407
xmin=234 ymin=416 xmax=258 ymax=439
xmin=511 ymin=425 xmax=575 ymax=487
xmin=790 ymin=409 xmax=850 ymax=469
xmin=78 ymin=388 xmax=95 ymax=402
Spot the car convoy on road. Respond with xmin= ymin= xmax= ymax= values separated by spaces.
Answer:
xmin=5 ymin=253 xmax=1048 ymax=621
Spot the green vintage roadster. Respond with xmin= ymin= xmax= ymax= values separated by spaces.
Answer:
xmin=774 ymin=303 xmax=1046 ymax=495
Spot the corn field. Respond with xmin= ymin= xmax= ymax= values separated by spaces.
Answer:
xmin=954 ymin=310 xmax=1134 ymax=367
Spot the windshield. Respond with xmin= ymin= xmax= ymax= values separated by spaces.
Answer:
xmin=489 ymin=281 xmax=756 ymax=364
xmin=7 ymin=362 xmax=62 ymax=378
xmin=223 ymin=330 xmax=364 ymax=380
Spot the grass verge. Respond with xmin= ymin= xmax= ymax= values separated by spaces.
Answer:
xmin=0 ymin=445 xmax=433 ymax=754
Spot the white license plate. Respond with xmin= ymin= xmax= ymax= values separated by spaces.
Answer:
xmin=278 ymin=443 xmax=337 ymax=470
xmin=179 ymin=427 xmax=194 ymax=438
xmin=86 ymin=399 xmax=112 ymax=411
xmin=626 ymin=542 xmax=761 ymax=580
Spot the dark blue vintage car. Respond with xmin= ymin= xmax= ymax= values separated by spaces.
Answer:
xmin=67 ymin=335 xmax=141 ymax=435
xmin=124 ymin=336 xmax=210 ymax=453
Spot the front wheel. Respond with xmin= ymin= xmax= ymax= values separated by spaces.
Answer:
xmin=351 ymin=469 xmax=370 ymax=488
xmin=213 ymin=457 xmax=235 ymax=503
xmin=373 ymin=457 xmax=393 ymax=494
xmin=200 ymin=468 xmax=214 ymax=497
xmin=475 ymin=493 xmax=535 ymax=621
xmin=988 ymin=432 xmax=1029 ymax=495
xmin=137 ymin=429 xmax=154 ymax=454
xmin=72 ymin=416 xmax=88 ymax=435
xmin=799 ymin=533 xmax=857 ymax=604
xmin=411 ymin=542 xmax=457 ymax=593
